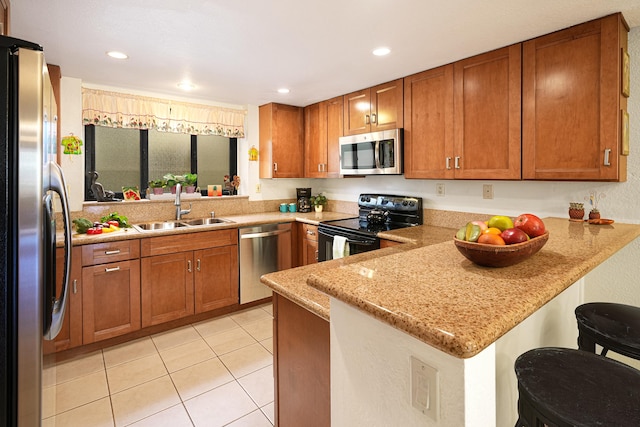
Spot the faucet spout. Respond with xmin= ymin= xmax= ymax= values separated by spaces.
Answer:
xmin=174 ymin=183 xmax=191 ymax=220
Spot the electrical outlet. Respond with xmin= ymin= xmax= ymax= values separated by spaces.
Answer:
xmin=483 ymin=184 xmax=493 ymax=199
xmin=255 ymin=183 xmax=261 ymax=193
xmin=436 ymin=183 xmax=445 ymax=197
xmin=411 ymin=356 xmax=439 ymax=421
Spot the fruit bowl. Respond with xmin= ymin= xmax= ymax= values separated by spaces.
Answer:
xmin=453 ymin=232 xmax=549 ymax=268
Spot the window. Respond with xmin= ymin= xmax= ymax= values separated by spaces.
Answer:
xmin=84 ymin=125 xmax=237 ymax=200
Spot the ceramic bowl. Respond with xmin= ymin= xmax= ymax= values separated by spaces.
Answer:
xmin=453 ymin=231 xmax=549 ymax=268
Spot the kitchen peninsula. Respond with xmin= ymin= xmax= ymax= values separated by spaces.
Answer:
xmin=261 ymin=218 xmax=640 ymax=426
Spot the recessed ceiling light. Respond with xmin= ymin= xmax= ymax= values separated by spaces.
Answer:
xmin=372 ymin=47 xmax=391 ymax=56
xmin=277 ymin=88 xmax=290 ymax=94
xmin=106 ymin=51 xmax=128 ymax=60
xmin=177 ymin=82 xmax=195 ymax=91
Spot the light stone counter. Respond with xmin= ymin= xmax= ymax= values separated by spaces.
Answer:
xmin=301 ymin=218 xmax=640 ymax=358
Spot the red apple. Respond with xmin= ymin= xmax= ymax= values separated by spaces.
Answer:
xmin=501 ymin=228 xmax=529 ymax=245
xmin=514 ymin=214 xmax=546 ymax=238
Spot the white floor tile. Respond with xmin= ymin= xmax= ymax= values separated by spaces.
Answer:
xmin=241 ymin=318 xmax=273 ymax=342
xmin=260 ymin=337 xmax=273 ymax=354
xmin=261 ymin=401 xmax=275 ymax=425
xmin=204 ymin=327 xmax=257 ymax=356
xmin=103 ymin=337 xmax=157 ymax=368
xmin=184 ymin=381 xmax=257 ymax=427
xmin=107 ymin=352 xmax=168 ymax=394
xmin=193 ymin=316 xmax=239 ymax=337
xmin=48 ymin=396 xmax=113 ymax=427
xmin=219 ymin=343 xmax=273 ymax=379
xmin=53 ymin=350 xmax=105 ymax=384
xmin=159 ymin=338 xmax=215 ymax=373
xmin=227 ymin=408 xmax=273 ymax=427
xmin=152 ymin=325 xmax=201 ymax=352
xmin=230 ymin=307 xmax=272 ymax=327
xmin=171 ymin=357 xmax=234 ymax=401
xmin=55 ymin=370 xmax=109 ymax=414
xmin=237 ymin=365 xmax=274 ymax=407
xmin=127 ymin=404 xmax=194 ymax=427
xmin=111 ymin=375 xmax=181 ymax=426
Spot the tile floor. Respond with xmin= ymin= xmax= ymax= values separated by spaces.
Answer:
xmin=42 ymin=303 xmax=275 ymax=427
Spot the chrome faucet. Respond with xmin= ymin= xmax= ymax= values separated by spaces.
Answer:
xmin=174 ymin=183 xmax=192 ymax=220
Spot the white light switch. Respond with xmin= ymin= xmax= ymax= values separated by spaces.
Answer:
xmin=411 ymin=356 xmax=439 ymax=421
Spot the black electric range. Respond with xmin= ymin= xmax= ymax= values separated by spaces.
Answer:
xmin=317 ymin=194 xmax=423 ymax=261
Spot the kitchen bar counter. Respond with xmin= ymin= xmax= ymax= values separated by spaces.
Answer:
xmin=302 ymin=218 xmax=640 ymax=358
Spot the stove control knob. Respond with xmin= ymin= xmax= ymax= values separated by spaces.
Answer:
xmin=402 ymin=200 xmax=408 ymax=206
xmin=409 ymin=201 xmax=415 ymax=207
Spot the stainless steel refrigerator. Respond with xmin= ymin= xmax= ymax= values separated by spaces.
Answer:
xmin=0 ymin=35 xmax=72 ymax=426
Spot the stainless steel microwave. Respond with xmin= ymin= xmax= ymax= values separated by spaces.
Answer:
xmin=339 ymin=128 xmax=403 ymax=175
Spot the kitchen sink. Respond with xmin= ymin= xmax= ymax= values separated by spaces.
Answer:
xmin=180 ymin=218 xmax=234 ymax=226
xmin=133 ymin=221 xmax=188 ymax=231
xmin=133 ymin=217 xmax=234 ymax=232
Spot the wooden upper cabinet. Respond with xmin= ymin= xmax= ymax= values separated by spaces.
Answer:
xmin=522 ymin=13 xmax=628 ymax=181
xmin=453 ymin=44 xmax=522 ymax=180
xmin=1 ymin=0 xmax=9 ymax=35
xmin=343 ymin=79 xmax=403 ymax=136
xmin=304 ymin=96 xmax=343 ymax=178
xmin=259 ymin=103 xmax=304 ymax=178
xmin=404 ymin=65 xmax=454 ymax=179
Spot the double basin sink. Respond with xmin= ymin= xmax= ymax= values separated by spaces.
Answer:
xmin=133 ymin=217 xmax=234 ymax=232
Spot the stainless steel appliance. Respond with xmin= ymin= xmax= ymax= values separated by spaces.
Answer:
xmin=239 ymin=223 xmax=292 ymax=303
xmin=339 ymin=128 xmax=403 ymax=175
xmin=0 ymin=36 xmax=72 ymax=426
xmin=318 ymin=194 xmax=422 ymax=262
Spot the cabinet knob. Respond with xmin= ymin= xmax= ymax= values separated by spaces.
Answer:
xmin=454 ymin=156 xmax=461 ymax=169
xmin=315 ymin=250 xmax=319 ymax=261
xmin=187 ymin=260 xmax=192 ymax=273
xmin=365 ymin=114 xmax=370 ymax=125
xmin=196 ymin=259 xmax=201 ymax=272
xmin=604 ymin=148 xmax=612 ymax=166
xmin=371 ymin=113 xmax=377 ymax=124
xmin=104 ymin=266 xmax=120 ymax=273
xmin=446 ymin=157 xmax=452 ymax=170
xmin=72 ymin=279 xmax=77 ymax=294
xmin=273 ymin=162 xmax=278 ymax=172
xmin=307 ymin=230 xmax=315 ymax=236
xmin=104 ymin=249 xmax=121 ymax=255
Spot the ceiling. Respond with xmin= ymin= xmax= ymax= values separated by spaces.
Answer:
xmin=10 ymin=0 xmax=640 ymax=108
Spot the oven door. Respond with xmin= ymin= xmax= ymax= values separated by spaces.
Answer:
xmin=317 ymin=227 xmax=380 ymax=262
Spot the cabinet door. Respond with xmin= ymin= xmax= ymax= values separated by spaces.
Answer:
xmin=259 ymin=103 xmax=304 ymax=178
xmin=300 ymin=224 xmax=318 ymax=266
xmin=343 ymin=88 xmax=371 ymax=136
xmin=304 ymin=102 xmax=326 ymax=178
xmin=194 ymin=246 xmax=239 ymax=314
xmin=324 ymin=96 xmax=343 ymax=178
xmin=82 ymin=259 xmax=141 ymax=344
xmin=274 ymin=294 xmax=330 ymax=427
xmin=522 ymin=14 xmax=626 ymax=181
xmin=141 ymin=252 xmax=194 ymax=327
xmin=370 ymin=79 xmax=404 ymax=132
xmin=44 ymin=246 xmax=83 ymax=354
xmin=404 ymin=65 xmax=454 ymax=179
xmin=453 ymin=44 xmax=522 ymax=180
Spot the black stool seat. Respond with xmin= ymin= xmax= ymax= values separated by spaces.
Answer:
xmin=575 ymin=302 xmax=640 ymax=359
xmin=515 ymin=347 xmax=640 ymax=427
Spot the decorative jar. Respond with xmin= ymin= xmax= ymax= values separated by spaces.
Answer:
xmin=569 ymin=203 xmax=585 ymax=221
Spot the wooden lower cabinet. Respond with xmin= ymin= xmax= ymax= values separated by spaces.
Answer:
xmin=82 ymin=259 xmax=141 ymax=344
xmin=273 ymin=293 xmax=330 ymax=427
xmin=44 ymin=246 xmax=83 ymax=354
xmin=300 ymin=223 xmax=319 ymax=266
xmin=380 ymin=239 xmax=401 ymax=248
xmin=140 ymin=230 xmax=239 ymax=328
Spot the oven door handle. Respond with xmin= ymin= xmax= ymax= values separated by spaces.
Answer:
xmin=318 ymin=229 xmax=377 ymax=246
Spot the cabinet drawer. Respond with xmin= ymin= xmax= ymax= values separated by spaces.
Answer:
xmin=81 ymin=240 xmax=141 ymax=266
xmin=141 ymin=229 xmax=238 ymax=257
xmin=302 ymin=224 xmax=318 ymax=242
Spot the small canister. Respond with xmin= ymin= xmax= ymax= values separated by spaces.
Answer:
xmin=279 ymin=203 xmax=288 ymax=213
xmin=288 ymin=203 xmax=297 ymax=213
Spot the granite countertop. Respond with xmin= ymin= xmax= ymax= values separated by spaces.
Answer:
xmin=61 ymin=211 xmax=356 ymax=246
xmin=300 ymin=218 xmax=640 ymax=358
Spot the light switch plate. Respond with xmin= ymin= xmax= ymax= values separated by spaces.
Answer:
xmin=436 ymin=183 xmax=445 ymax=197
xmin=410 ymin=356 xmax=439 ymax=421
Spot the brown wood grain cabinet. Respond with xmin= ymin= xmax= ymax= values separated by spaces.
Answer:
xmin=81 ymin=241 xmax=141 ymax=344
xmin=343 ymin=79 xmax=403 ymax=136
xmin=522 ymin=13 xmax=628 ymax=181
xmin=299 ymin=223 xmax=318 ymax=266
xmin=0 ymin=0 xmax=9 ymax=35
xmin=273 ymin=293 xmax=330 ymax=427
xmin=44 ymin=246 xmax=83 ymax=354
xmin=259 ymin=103 xmax=304 ymax=178
xmin=304 ymin=96 xmax=343 ymax=178
xmin=140 ymin=230 xmax=238 ymax=327
xmin=404 ymin=44 xmax=521 ymax=180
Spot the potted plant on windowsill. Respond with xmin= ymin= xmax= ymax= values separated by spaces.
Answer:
xmin=310 ymin=193 xmax=328 ymax=213
xmin=148 ymin=179 xmax=166 ymax=195
xmin=184 ymin=173 xmax=198 ymax=193
xmin=164 ymin=173 xmax=185 ymax=194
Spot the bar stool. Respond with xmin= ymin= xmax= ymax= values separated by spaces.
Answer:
xmin=575 ymin=302 xmax=640 ymax=360
xmin=514 ymin=347 xmax=640 ymax=427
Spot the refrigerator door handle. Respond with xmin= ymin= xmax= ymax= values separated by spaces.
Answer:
xmin=44 ymin=161 xmax=72 ymax=340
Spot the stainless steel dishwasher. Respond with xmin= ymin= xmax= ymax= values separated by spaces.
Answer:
xmin=239 ymin=222 xmax=292 ymax=304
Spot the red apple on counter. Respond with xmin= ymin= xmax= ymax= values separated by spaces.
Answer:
xmin=514 ymin=214 xmax=546 ymax=238
xmin=501 ymin=227 xmax=529 ymax=245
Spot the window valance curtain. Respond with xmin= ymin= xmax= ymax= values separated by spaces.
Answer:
xmin=82 ymin=88 xmax=246 ymax=137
